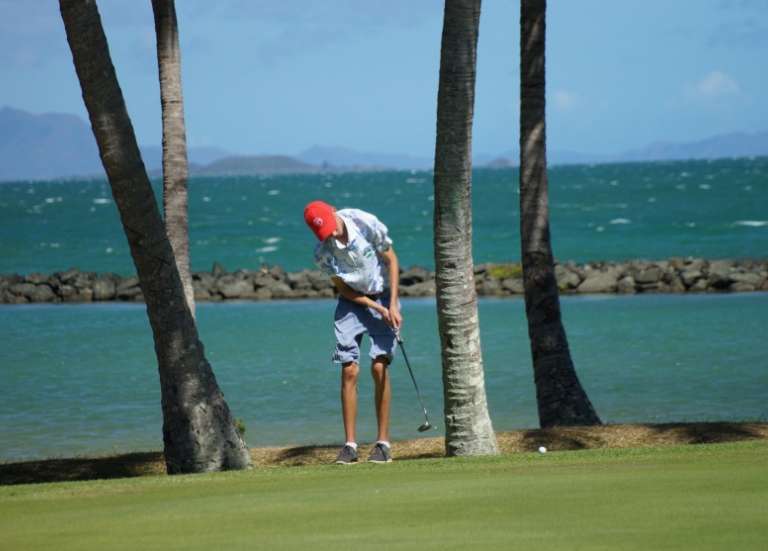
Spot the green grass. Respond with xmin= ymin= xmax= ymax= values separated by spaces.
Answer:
xmin=1 ymin=441 xmax=766 ymax=550
xmin=487 ymin=263 xmax=523 ymax=279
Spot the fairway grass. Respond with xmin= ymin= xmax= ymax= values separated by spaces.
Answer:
xmin=1 ymin=441 xmax=766 ymax=550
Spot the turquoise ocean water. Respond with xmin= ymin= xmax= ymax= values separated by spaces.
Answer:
xmin=1 ymin=158 xmax=767 ymax=461
xmin=1 ymin=158 xmax=767 ymax=274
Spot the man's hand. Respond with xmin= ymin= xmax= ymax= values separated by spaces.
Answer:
xmin=389 ymin=302 xmax=402 ymax=331
xmin=379 ymin=247 xmax=402 ymax=331
xmin=377 ymin=305 xmax=393 ymax=326
xmin=332 ymin=274 xmax=402 ymax=330
xmin=375 ymin=304 xmax=401 ymax=331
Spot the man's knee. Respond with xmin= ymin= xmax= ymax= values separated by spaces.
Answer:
xmin=341 ymin=362 xmax=360 ymax=384
xmin=372 ymin=355 xmax=390 ymax=365
xmin=371 ymin=356 xmax=390 ymax=376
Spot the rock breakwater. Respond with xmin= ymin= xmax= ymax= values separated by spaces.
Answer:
xmin=1 ymin=258 xmax=766 ymax=304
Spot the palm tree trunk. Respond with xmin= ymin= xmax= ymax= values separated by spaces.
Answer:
xmin=152 ymin=0 xmax=194 ymax=318
xmin=59 ymin=0 xmax=251 ymax=473
xmin=519 ymin=0 xmax=601 ymax=427
xmin=434 ymin=0 xmax=498 ymax=456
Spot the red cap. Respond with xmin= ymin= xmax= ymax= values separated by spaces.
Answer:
xmin=304 ymin=200 xmax=336 ymax=241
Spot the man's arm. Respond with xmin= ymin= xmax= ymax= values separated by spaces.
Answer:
xmin=331 ymin=276 xmax=393 ymax=325
xmin=329 ymin=245 xmax=402 ymax=330
xmin=380 ymin=247 xmax=402 ymax=330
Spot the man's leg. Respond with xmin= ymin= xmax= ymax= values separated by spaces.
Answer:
xmin=341 ymin=361 xmax=360 ymax=444
xmin=371 ymin=356 xmax=391 ymax=443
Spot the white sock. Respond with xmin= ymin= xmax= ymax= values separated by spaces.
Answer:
xmin=376 ymin=440 xmax=391 ymax=449
xmin=345 ymin=441 xmax=358 ymax=450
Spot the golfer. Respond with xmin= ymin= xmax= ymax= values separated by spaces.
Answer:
xmin=304 ymin=200 xmax=402 ymax=464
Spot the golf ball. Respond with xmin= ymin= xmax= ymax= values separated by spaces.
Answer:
xmin=538 ymin=446 xmax=547 ymax=454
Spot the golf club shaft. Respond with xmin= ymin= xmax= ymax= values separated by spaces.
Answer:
xmin=396 ymin=337 xmax=430 ymax=420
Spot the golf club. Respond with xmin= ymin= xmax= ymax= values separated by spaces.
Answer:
xmin=395 ymin=331 xmax=436 ymax=432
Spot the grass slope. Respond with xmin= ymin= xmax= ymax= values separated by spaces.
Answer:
xmin=1 ymin=441 xmax=766 ymax=550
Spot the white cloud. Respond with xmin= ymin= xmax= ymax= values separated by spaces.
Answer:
xmin=552 ymin=90 xmax=577 ymax=111
xmin=693 ymin=71 xmax=741 ymax=98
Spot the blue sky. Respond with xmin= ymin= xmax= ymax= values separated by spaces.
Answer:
xmin=1 ymin=0 xmax=766 ymax=157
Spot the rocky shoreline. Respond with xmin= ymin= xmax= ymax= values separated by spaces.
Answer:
xmin=1 ymin=258 xmax=766 ymax=304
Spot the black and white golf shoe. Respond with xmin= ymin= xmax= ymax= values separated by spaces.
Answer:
xmin=335 ymin=445 xmax=358 ymax=465
xmin=367 ymin=442 xmax=392 ymax=463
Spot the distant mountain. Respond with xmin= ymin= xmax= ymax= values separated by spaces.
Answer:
xmin=484 ymin=131 xmax=768 ymax=168
xmin=0 ymin=106 xmax=102 ymax=181
xmin=194 ymin=155 xmax=317 ymax=175
xmin=617 ymin=131 xmax=768 ymax=162
xmin=483 ymin=148 xmax=607 ymax=167
xmin=299 ymin=145 xmax=432 ymax=171
xmin=140 ymin=145 xmax=231 ymax=170
xmin=3 ymin=106 xmax=768 ymax=181
xmin=0 ymin=107 xmax=232 ymax=182
xmin=486 ymin=157 xmax=515 ymax=169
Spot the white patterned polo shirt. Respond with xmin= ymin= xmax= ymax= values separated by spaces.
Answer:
xmin=313 ymin=208 xmax=393 ymax=295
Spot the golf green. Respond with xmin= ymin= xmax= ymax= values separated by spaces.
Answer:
xmin=1 ymin=441 xmax=766 ymax=550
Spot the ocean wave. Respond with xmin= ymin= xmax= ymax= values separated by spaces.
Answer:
xmin=267 ymin=189 xmax=280 ymax=196
xmin=734 ymin=220 xmax=767 ymax=227
xmin=255 ymin=246 xmax=278 ymax=253
xmin=264 ymin=237 xmax=281 ymax=244
xmin=93 ymin=198 xmax=110 ymax=204
xmin=610 ymin=218 xmax=631 ymax=224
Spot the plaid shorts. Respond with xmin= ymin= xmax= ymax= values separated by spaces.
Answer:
xmin=332 ymin=292 xmax=397 ymax=365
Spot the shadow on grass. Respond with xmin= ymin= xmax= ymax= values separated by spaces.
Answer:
xmin=0 ymin=451 xmax=165 ymax=486
xmin=513 ymin=422 xmax=767 ymax=453
xmin=647 ymin=422 xmax=765 ymax=444
xmin=2 ymin=422 xmax=766 ymax=486
xmin=519 ymin=431 xmax=590 ymax=452
xmin=271 ymin=444 xmax=340 ymax=466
